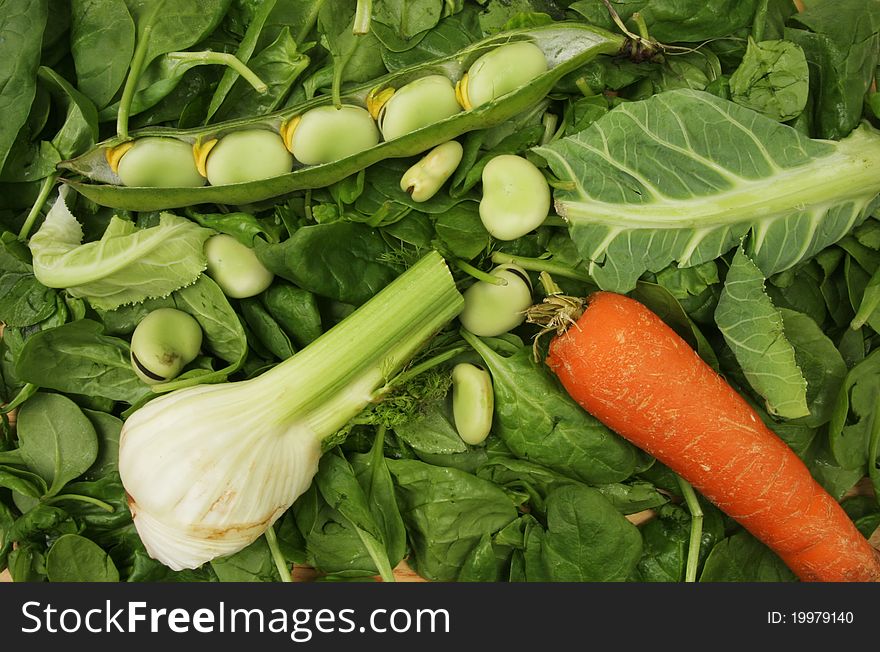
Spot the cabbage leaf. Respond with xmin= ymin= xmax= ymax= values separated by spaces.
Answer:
xmin=537 ymin=89 xmax=880 ymax=292
xmin=29 ymin=189 xmax=212 ymax=310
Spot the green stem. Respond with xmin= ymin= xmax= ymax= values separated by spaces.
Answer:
xmin=44 ymin=494 xmax=115 ymax=513
xmin=265 ymin=523 xmax=293 ymax=583
xmin=353 ymin=0 xmax=373 ymax=35
xmin=0 ymin=450 xmax=23 ymax=465
xmin=452 ymin=258 xmax=508 ymax=286
xmin=19 ymin=174 xmax=58 ymax=241
xmin=297 ymin=0 xmax=327 ymax=44
xmin=387 ymin=345 xmax=469 ymax=389
xmin=676 ymin=476 xmax=704 ymax=583
xmin=1 ymin=383 xmax=38 ymax=413
xmin=166 ymin=51 xmax=268 ymax=93
xmin=118 ymin=20 xmax=155 ymax=138
xmin=490 ymin=252 xmax=593 ymax=283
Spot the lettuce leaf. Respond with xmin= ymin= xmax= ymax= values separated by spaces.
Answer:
xmin=537 ymin=90 xmax=880 ymax=292
xmin=29 ymin=189 xmax=212 ymax=310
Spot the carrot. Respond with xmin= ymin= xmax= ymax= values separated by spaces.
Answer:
xmin=539 ymin=291 xmax=880 ymax=582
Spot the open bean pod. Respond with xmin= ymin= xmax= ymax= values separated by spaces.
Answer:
xmin=60 ymin=23 xmax=626 ymax=211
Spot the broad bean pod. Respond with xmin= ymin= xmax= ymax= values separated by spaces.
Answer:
xmin=60 ymin=24 xmax=627 ymax=211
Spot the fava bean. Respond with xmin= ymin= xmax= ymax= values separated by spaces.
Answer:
xmin=377 ymin=75 xmax=462 ymax=141
xmin=451 ymin=362 xmax=494 ymax=445
xmin=459 ymin=264 xmax=533 ymax=336
xmin=201 ymin=129 xmax=293 ymax=186
xmin=204 ymin=234 xmax=275 ymax=299
xmin=399 ymin=141 xmax=463 ymax=202
xmin=458 ymin=41 xmax=548 ymax=110
xmin=284 ymin=105 xmax=380 ymax=165
xmin=479 ymin=154 xmax=551 ymax=241
xmin=114 ymin=137 xmax=205 ymax=188
xmin=130 ymin=308 xmax=203 ymax=384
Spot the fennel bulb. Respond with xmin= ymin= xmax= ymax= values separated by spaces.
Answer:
xmin=119 ymin=252 xmax=463 ymax=570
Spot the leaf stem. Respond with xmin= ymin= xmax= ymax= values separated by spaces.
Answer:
xmin=118 ymin=20 xmax=155 ymax=138
xmin=0 ymin=450 xmax=24 ymax=465
xmin=44 ymin=493 xmax=115 ymax=513
xmin=1 ymin=383 xmax=38 ymax=413
xmin=490 ymin=252 xmax=593 ymax=283
xmin=676 ymin=476 xmax=704 ymax=583
xmin=387 ymin=345 xmax=469 ymax=389
xmin=19 ymin=174 xmax=58 ymax=241
xmin=265 ymin=523 xmax=293 ymax=583
xmin=452 ymin=258 xmax=508 ymax=285
xmin=167 ymin=51 xmax=268 ymax=93
xmin=353 ymin=0 xmax=373 ymax=35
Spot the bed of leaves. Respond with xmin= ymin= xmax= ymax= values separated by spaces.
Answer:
xmin=1 ymin=0 xmax=879 ymax=582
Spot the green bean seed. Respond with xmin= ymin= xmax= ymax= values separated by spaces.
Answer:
xmin=204 ymin=234 xmax=275 ymax=299
xmin=115 ymin=137 xmax=205 ymax=188
xmin=459 ymin=41 xmax=548 ymax=110
xmin=379 ymin=75 xmax=462 ymax=141
xmin=286 ymin=105 xmax=380 ymax=165
xmin=459 ymin=264 xmax=533 ymax=336
xmin=203 ymin=129 xmax=293 ymax=186
xmin=130 ymin=308 xmax=203 ymax=384
xmin=399 ymin=140 xmax=463 ymax=202
xmin=479 ymin=154 xmax=551 ymax=241
xmin=451 ymin=362 xmax=494 ymax=445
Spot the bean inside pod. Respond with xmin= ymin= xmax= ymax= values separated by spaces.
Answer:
xmin=113 ymin=137 xmax=205 ymax=188
xmin=376 ymin=75 xmax=462 ymax=142
xmin=284 ymin=104 xmax=380 ymax=166
xmin=200 ymin=129 xmax=293 ymax=186
xmin=457 ymin=41 xmax=548 ymax=110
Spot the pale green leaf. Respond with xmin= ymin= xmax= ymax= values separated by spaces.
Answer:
xmin=29 ymin=189 xmax=212 ymax=310
xmin=715 ymin=248 xmax=809 ymax=419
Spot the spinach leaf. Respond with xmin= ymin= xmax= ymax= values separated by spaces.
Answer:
xmin=381 ymin=6 xmax=482 ymax=71
xmin=569 ymin=0 xmax=760 ymax=42
xmin=393 ymin=397 xmax=468 ymax=455
xmin=16 ymin=392 xmax=99 ymax=496
xmin=788 ymin=0 xmax=880 ymax=140
xmin=211 ymin=536 xmax=280 ymax=582
xmin=372 ymin=0 xmax=445 ymax=51
xmin=0 ymin=232 xmax=58 ymax=328
xmin=125 ymin=0 xmax=233 ymax=69
xmin=256 ymin=222 xmax=397 ymax=305
xmin=0 ymin=0 xmax=47 ymax=172
xmin=525 ymin=484 xmax=643 ymax=581
xmin=0 ymin=465 xmax=48 ymax=498
xmin=465 ymin=334 xmax=639 ymax=484
xmin=15 ymin=320 xmax=151 ymax=405
xmin=700 ymin=531 xmax=796 ymax=581
xmin=46 ymin=534 xmax=119 ymax=582
xmin=82 ymin=409 xmax=122 ymax=479
xmin=387 ymin=458 xmax=518 ymax=581
xmin=828 ymin=349 xmax=880 ymax=471
xmin=240 ymin=297 xmax=296 ymax=360
xmin=729 ymin=38 xmax=809 ymax=122
xmin=350 ymin=428 xmax=407 ymax=571
xmin=260 ymin=282 xmax=323 ymax=348
xmin=715 ymin=248 xmax=809 ymax=419
xmin=70 ymin=0 xmax=136 ymax=110
xmin=314 ymin=452 xmax=397 ymax=581
xmin=433 ymin=203 xmax=491 ymax=260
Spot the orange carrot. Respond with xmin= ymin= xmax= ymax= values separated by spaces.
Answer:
xmin=542 ymin=291 xmax=880 ymax=582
